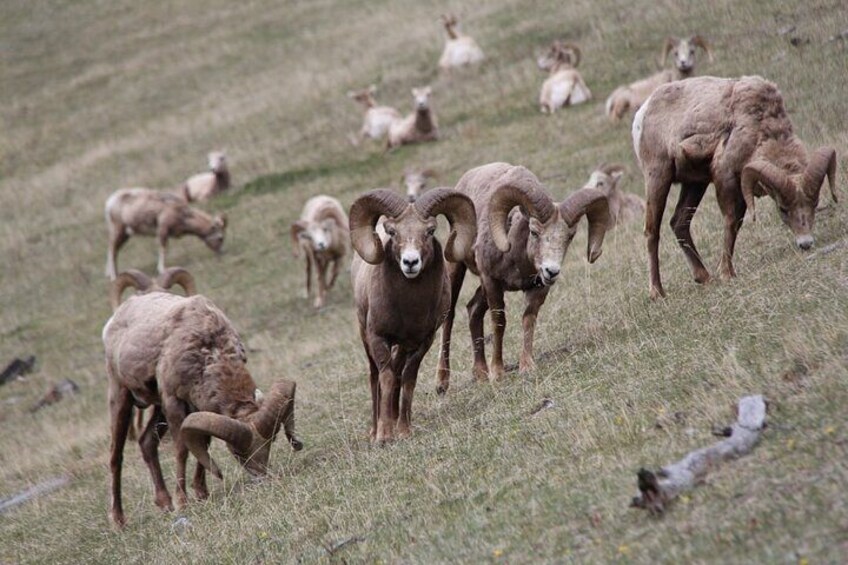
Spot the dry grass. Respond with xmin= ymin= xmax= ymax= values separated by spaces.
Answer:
xmin=1 ymin=0 xmax=847 ymax=562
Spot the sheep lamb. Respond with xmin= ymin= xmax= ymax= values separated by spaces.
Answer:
xmin=181 ymin=151 xmax=231 ymax=202
xmin=633 ymin=75 xmax=838 ymax=299
xmin=347 ymin=86 xmax=401 ymax=145
xmin=438 ymin=14 xmax=485 ymax=70
xmin=387 ymin=87 xmax=439 ymax=149
xmin=537 ymin=41 xmax=592 ymax=113
xmin=291 ymin=195 xmax=349 ymax=309
xmin=584 ymin=164 xmax=645 ymax=229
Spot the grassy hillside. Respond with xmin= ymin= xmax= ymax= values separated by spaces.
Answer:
xmin=2 ymin=0 xmax=847 ymax=562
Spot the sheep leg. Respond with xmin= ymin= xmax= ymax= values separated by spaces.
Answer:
xmin=314 ymin=256 xmax=328 ymax=309
xmin=108 ymin=381 xmax=133 ymax=528
xmin=192 ymin=438 xmax=210 ymax=500
xmin=106 ymin=228 xmax=129 ymax=280
xmin=716 ymin=183 xmax=747 ymax=280
xmin=328 ymin=257 xmax=341 ymax=289
xmin=368 ymin=336 xmax=396 ymax=444
xmin=304 ymin=250 xmax=313 ymax=299
xmin=361 ymin=327 xmax=380 ymax=440
xmin=520 ymin=288 xmax=549 ymax=373
xmin=390 ymin=349 xmax=407 ymax=435
xmin=436 ymin=262 xmax=467 ymax=395
xmin=163 ymin=397 xmax=190 ymax=508
xmin=138 ymin=406 xmax=173 ymax=512
xmin=398 ymin=345 xmax=430 ymax=439
xmin=670 ymin=182 xmax=711 ymax=284
xmin=156 ymin=232 xmax=169 ymax=275
xmin=466 ymin=284 xmax=490 ymax=382
xmin=644 ymin=169 xmax=674 ymax=299
xmin=483 ymin=277 xmax=507 ymax=381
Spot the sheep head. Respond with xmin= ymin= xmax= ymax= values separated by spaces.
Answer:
xmin=347 ymin=86 xmax=376 ymax=108
xmin=741 ymin=147 xmax=838 ymax=249
xmin=291 ymin=206 xmax=348 ymax=255
xmin=412 ymin=87 xmax=432 ymax=112
xmin=662 ymin=35 xmax=713 ymax=74
xmin=587 ymin=164 xmax=626 ymax=196
xmin=203 ymin=214 xmax=227 ymax=253
xmin=537 ymin=41 xmax=581 ymax=71
xmin=207 ymin=151 xmax=227 ymax=173
xmin=440 ymin=14 xmax=459 ymax=38
xmin=350 ymin=188 xmax=476 ymax=277
xmin=402 ymin=168 xmax=438 ymax=201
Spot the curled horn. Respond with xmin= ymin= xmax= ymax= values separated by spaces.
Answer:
xmin=349 ymin=189 xmax=409 ymax=264
xmin=803 ymin=147 xmax=838 ymax=204
xmin=690 ymin=35 xmax=714 ymax=63
xmin=181 ymin=412 xmax=253 ymax=479
xmin=560 ymin=42 xmax=582 ymax=67
xmin=290 ymin=220 xmax=307 ymax=258
xmin=489 ymin=168 xmax=556 ymax=253
xmin=157 ymin=267 xmax=196 ymax=296
xmin=314 ymin=203 xmax=350 ymax=230
xmin=559 ymin=188 xmax=610 ymax=263
xmin=660 ymin=36 xmax=679 ymax=65
xmin=741 ymin=161 xmax=794 ymax=222
xmin=414 ymin=188 xmax=478 ymax=263
xmin=252 ymin=380 xmax=302 ymax=450
xmin=110 ymin=270 xmax=154 ymax=311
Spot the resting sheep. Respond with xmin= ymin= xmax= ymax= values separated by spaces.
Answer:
xmin=181 ymin=151 xmax=231 ymax=202
xmin=436 ymin=163 xmax=608 ymax=391
xmin=103 ymin=273 xmax=303 ymax=527
xmin=632 ymin=75 xmax=838 ymax=299
xmin=606 ymin=35 xmax=713 ymax=121
xmin=290 ymin=195 xmax=349 ymax=309
xmin=387 ymin=87 xmax=439 ymax=149
xmin=584 ymin=164 xmax=645 ymax=228
xmin=438 ymin=14 xmax=484 ymax=70
xmin=347 ymin=86 xmax=401 ymax=145
xmin=105 ymin=188 xmax=226 ymax=280
xmin=537 ymin=41 xmax=592 ymax=113
xmin=349 ymin=188 xmax=476 ymax=443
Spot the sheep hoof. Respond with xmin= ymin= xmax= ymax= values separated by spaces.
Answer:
xmin=649 ymin=285 xmax=666 ymax=301
xmin=396 ymin=426 xmax=412 ymax=439
xmin=436 ymin=382 xmax=449 ymax=396
xmin=693 ymin=270 xmax=711 ymax=285
xmin=154 ymin=492 xmax=174 ymax=512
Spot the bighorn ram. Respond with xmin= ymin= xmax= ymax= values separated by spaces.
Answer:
xmin=290 ymin=195 xmax=349 ymax=309
xmin=181 ymin=151 xmax=231 ymax=202
xmin=537 ymin=41 xmax=592 ymax=112
xmin=438 ymin=14 xmax=485 ymax=70
xmin=632 ymin=75 xmax=838 ymax=299
xmin=436 ymin=163 xmax=608 ymax=390
xmin=387 ymin=87 xmax=439 ymax=149
xmin=606 ymin=35 xmax=713 ymax=121
xmin=584 ymin=164 xmax=645 ymax=229
xmin=105 ymin=188 xmax=226 ymax=280
xmin=347 ymin=86 xmax=401 ymax=145
xmin=350 ymin=188 xmax=476 ymax=443
xmin=103 ymin=273 xmax=303 ymax=527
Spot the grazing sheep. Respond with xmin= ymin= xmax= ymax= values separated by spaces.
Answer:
xmin=350 ymin=188 xmax=476 ymax=443
xmin=290 ymin=195 xmax=349 ymax=309
xmin=402 ymin=167 xmax=438 ymax=201
xmin=105 ymin=188 xmax=226 ymax=280
xmin=606 ymin=35 xmax=713 ymax=121
xmin=537 ymin=41 xmax=592 ymax=112
xmin=181 ymin=151 xmax=231 ymax=202
xmin=347 ymin=86 xmax=402 ymax=144
xmin=633 ymin=75 xmax=838 ymax=299
xmin=103 ymin=277 xmax=303 ymax=527
xmin=584 ymin=164 xmax=645 ymax=228
xmin=387 ymin=87 xmax=439 ymax=149
xmin=436 ymin=163 xmax=608 ymax=390
xmin=438 ymin=14 xmax=485 ymax=70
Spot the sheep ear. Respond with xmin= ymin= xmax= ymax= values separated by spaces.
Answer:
xmin=559 ymin=188 xmax=609 ymax=263
xmin=217 ymin=214 xmax=227 ymax=229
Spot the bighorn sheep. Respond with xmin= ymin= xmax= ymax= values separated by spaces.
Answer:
xmin=438 ymin=14 xmax=485 ymax=70
xmin=537 ymin=41 xmax=592 ymax=113
xmin=632 ymin=75 xmax=838 ymax=299
xmin=584 ymin=164 xmax=645 ymax=228
xmin=290 ymin=195 xmax=349 ymax=309
xmin=436 ymin=163 xmax=608 ymax=390
xmin=103 ymin=273 xmax=303 ymax=527
xmin=181 ymin=151 xmax=231 ymax=202
xmin=606 ymin=35 xmax=713 ymax=121
xmin=347 ymin=86 xmax=401 ymax=145
xmin=105 ymin=188 xmax=226 ymax=280
xmin=402 ymin=167 xmax=438 ymax=201
xmin=349 ymin=188 xmax=476 ymax=443
xmin=387 ymin=87 xmax=439 ymax=149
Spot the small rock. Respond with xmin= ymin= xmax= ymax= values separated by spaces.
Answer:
xmin=171 ymin=516 xmax=192 ymax=533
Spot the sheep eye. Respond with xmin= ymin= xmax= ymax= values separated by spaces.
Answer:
xmin=530 ymin=230 xmax=540 ymax=238
xmin=386 ymin=227 xmax=397 ymax=237
xmin=426 ymin=227 xmax=436 ymax=237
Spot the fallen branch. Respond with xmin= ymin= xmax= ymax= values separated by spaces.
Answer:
xmin=0 ymin=476 xmax=70 ymax=514
xmin=631 ymin=395 xmax=767 ymax=514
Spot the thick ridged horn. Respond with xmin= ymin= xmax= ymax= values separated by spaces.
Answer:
xmin=489 ymin=167 xmax=556 ymax=252
xmin=313 ymin=203 xmax=350 ymax=230
xmin=349 ymin=189 xmax=409 ymax=264
xmin=290 ymin=220 xmax=307 ymax=258
xmin=109 ymin=270 xmax=154 ymax=311
xmin=414 ymin=188 xmax=478 ymax=263
xmin=181 ymin=412 xmax=253 ymax=479
xmin=252 ymin=380 xmax=301 ymax=450
xmin=157 ymin=267 xmax=196 ymax=296
xmin=560 ymin=42 xmax=582 ymax=67
xmin=803 ymin=147 xmax=838 ymax=204
xmin=559 ymin=188 xmax=610 ymax=263
xmin=690 ymin=35 xmax=714 ymax=63
xmin=741 ymin=161 xmax=794 ymax=222
xmin=661 ymin=36 xmax=679 ymax=65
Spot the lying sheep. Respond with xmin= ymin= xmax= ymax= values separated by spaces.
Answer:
xmin=584 ymin=164 xmax=645 ymax=228
xmin=436 ymin=163 xmax=608 ymax=390
xmin=606 ymin=35 xmax=713 ymax=121
xmin=402 ymin=167 xmax=438 ymax=201
xmin=537 ymin=41 xmax=592 ymax=113
xmin=387 ymin=87 xmax=439 ymax=149
xmin=350 ymin=188 xmax=476 ymax=443
xmin=633 ymin=75 xmax=838 ymax=299
xmin=290 ymin=195 xmax=349 ymax=309
xmin=105 ymin=188 xmax=226 ymax=280
xmin=103 ymin=274 xmax=303 ymax=527
xmin=438 ymin=14 xmax=485 ymax=70
xmin=181 ymin=151 xmax=231 ymax=202
xmin=347 ymin=86 xmax=401 ymax=145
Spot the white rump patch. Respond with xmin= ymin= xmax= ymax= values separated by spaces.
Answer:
xmin=631 ymin=97 xmax=651 ymax=167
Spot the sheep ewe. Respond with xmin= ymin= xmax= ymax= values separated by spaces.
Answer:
xmin=584 ymin=164 xmax=645 ymax=229
xmin=182 ymin=151 xmax=231 ymax=202
xmin=633 ymin=75 xmax=838 ymax=299
xmin=402 ymin=167 xmax=438 ymax=201
xmin=105 ymin=188 xmax=226 ymax=280
xmin=347 ymin=86 xmax=402 ymax=144
xmin=537 ymin=41 xmax=592 ymax=113
xmin=436 ymin=163 xmax=608 ymax=391
xmin=606 ymin=35 xmax=713 ymax=121
xmin=387 ymin=87 xmax=439 ymax=149
xmin=103 ymin=277 xmax=303 ymax=527
xmin=438 ymin=14 xmax=485 ymax=70
xmin=350 ymin=188 xmax=476 ymax=443
xmin=290 ymin=195 xmax=349 ymax=309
